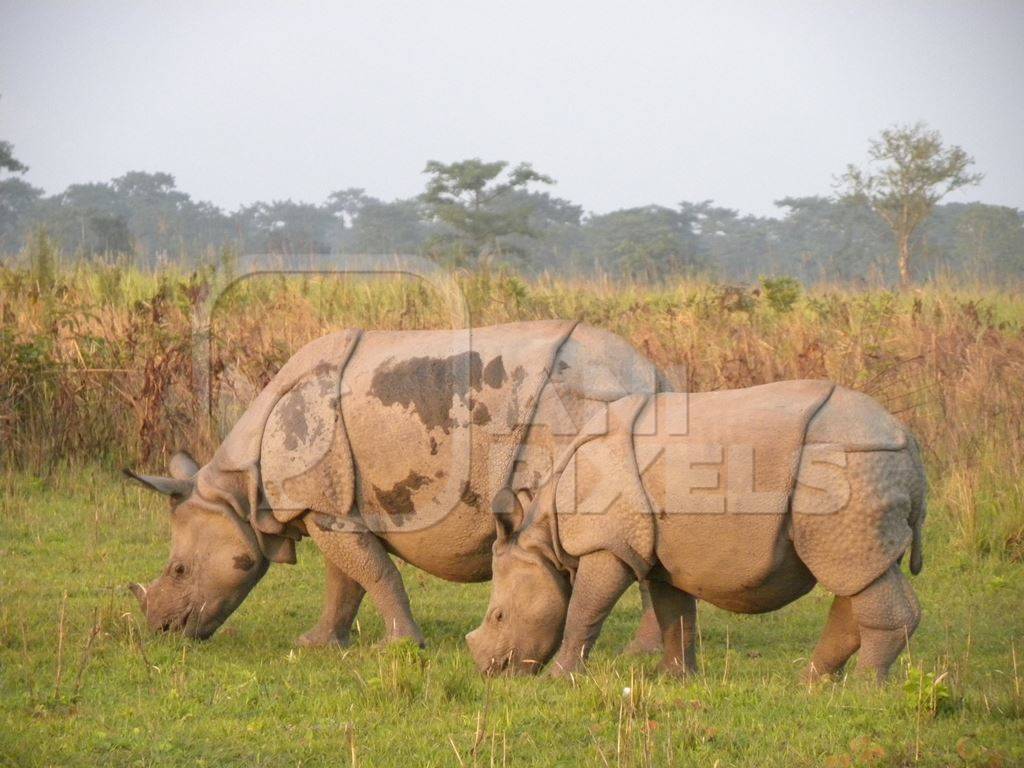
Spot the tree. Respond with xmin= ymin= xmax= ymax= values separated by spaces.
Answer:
xmin=325 ymin=187 xmax=373 ymax=228
xmin=0 ymin=134 xmax=35 ymax=249
xmin=0 ymin=94 xmax=28 ymax=176
xmin=585 ymin=205 xmax=702 ymax=280
xmin=349 ymin=198 xmax=432 ymax=254
xmin=112 ymin=172 xmax=191 ymax=257
xmin=483 ymin=190 xmax=584 ymax=272
xmin=0 ymin=140 xmax=28 ymax=176
xmin=838 ymin=123 xmax=982 ymax=287
xmin=773 ymin=196 xmax=890 ymax=282
xmin=680 ymin=201 xmax=772 ymax=281
xmin=0 ymin=178 xmax=42 ymax=251
xmin=236 ymin=199 xmax=339 ymax=254
xmin=925 ymin=202 xmax=1024 ymax=280
xmin=88 ymin=213 xmax=133 ymax=254
xmin=421 ymin=159 xmax=553 ymax=264
xmin=43 ymin=182 xmax=126 ymax=255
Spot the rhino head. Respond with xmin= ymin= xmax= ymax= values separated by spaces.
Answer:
xmin=465 ymin=488 xmax=571 ymax=675
xmin=125 ymin=451 xmax=269 ymax=639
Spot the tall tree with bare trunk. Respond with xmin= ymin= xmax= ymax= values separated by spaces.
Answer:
xmin=421 ymin=158 xmax=553 ymax=265
xmin=839 ymin=123 xmax=982 ymax=288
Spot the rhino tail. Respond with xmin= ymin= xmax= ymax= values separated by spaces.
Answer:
xmin=910 ymin=520 xmax=924 ymax=575
xmin=907 ymin=432 xmax=926 ymax=576
xmin=909 ymin=483 xmax=925 ymax=575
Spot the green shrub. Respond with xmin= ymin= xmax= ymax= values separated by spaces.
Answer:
xmin=904 ymin=666 xmax=954 ymax=716
xmin=759 ymin=275 xmax=803 ymax=312
xmin=26 ymin=228 xmax=60 ymax=293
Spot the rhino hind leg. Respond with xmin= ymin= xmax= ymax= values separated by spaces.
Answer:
xmin=648 ymin=579 xmax=697 ymax=676
xmin=850 ymin=563 xmax=921 ymax=681
xmin=805 ymin=596 xmax=860 ymax=682
xmin=624 ymin=582 xmax=663 ymax=654
xmin=296 ymin=556 xmax=366 ymax=648
xmin=307 ymin=521 xmax=425 ymax=648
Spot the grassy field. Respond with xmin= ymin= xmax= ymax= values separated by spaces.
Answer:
xmin=1 ymin=466 xmax=1021 ymax=767
xmin=1 ymin=260 xmax=1023 ymax=765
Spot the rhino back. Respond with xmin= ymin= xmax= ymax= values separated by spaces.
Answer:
xmin=804 ymin=385 xmax=908 ymax=451
xmin=637 ymin=383 xmax=833 ymax=601
xmin=547 ymin=323 xmax=666 ymax=402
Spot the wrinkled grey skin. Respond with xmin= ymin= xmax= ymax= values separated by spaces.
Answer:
xmin=468 ymin=383 xmax=927 ymax=682
xmin=466 ymin=506 xmax=571 ymax=675
xmin=126 ymin=453 xmax=269 ymax=639
xmin=126 ymin=322 xmax=668 ymax=644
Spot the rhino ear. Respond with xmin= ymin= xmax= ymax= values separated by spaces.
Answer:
xmin=255 ymin=529 xmax=297 ymax=564
xmin=490 ymin=488 xmax=523 ymax=543
xmin=123 ymin=469 xmax=193 ymax=500
xmin=168 ymin=451 xmax=200 ymax=480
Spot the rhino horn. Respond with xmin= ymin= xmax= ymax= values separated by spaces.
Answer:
xmin=127 ymin=582 xmax=147 ymax=610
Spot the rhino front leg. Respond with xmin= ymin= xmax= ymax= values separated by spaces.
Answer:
xmin=296 ymin=555 xmax=366 ymax=648
xmin=851 ymin=563 xmax=921 ymax=681
xmin=648 ymin=579 xmax=697 ymax=676
xmin=549 ymin=551 xmax=635 ymax=677
xmin=307 ymin=519 xmax=425 ymax=648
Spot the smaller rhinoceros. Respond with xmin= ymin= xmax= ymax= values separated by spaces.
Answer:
xmin=466 ymin=381 xmax=926 ymax=682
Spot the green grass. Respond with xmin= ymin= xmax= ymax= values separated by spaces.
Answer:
xmin=2 ymin=467 xmax=1022 ymax=767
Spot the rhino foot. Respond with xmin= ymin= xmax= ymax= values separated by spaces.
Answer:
xmin=802 ymin=665 xmax=841 ymax=685
xmin=657 ymin=658 xmax=695 ymax=678
xmin=547 ymin=664 xmax=575 ymax=679
xmin=295 ymin=626 xmax=352 ymax=648
xmin=381 ymin=632 xmax=426 ymax=650
xmin=625 ymin=636 xmax=662 ymax=654
xmin=624 ymin=608 xmax=663 ymax=654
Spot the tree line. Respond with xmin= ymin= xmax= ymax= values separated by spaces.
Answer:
xmin=1 ymin=124 xmax=1021 ymax=284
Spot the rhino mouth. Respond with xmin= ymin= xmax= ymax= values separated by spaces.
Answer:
xmin=183 ymin=604 xmax=223 ymax=640
xmin=157 ymin=605 xmax=193 ymax=633
xmin=153 ymin=601 xmax=218 ymax=640
xmin=482 ymin=649 xmax=543 ymax=677
xmin=484 ymin=654 xmax=511 ymax=676
xmin=178 ymin=607 xmax=194 ymax=632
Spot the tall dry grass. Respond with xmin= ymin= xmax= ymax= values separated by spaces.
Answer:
xmin=1 ymin=258 xmax=1021 ymax=560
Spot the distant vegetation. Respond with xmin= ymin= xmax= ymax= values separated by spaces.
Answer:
xmin=2 ymin=123 xmax=1021 ymax=766
xmin=2 ymin=258 xmax=1021 ymax=565
xmin=2 ymin=260 xmax=1022 ymax=766
xmin=1 ymin=125 xmax=1021 ymax=285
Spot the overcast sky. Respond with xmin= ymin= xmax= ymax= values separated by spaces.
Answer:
xmin=2 ymin=1 xmax=1022 ymax=217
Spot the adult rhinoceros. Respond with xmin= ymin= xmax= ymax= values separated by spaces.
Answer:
xmin=126 ymin=320 xmax=669 ymax=648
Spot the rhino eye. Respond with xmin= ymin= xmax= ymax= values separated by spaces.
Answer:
xmin=491 ymin=608 xmax=504 ymax=623
xmin=172 ymin=563 xmax=188 ymax=577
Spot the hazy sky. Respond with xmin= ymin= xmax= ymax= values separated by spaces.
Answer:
xmin=2 ymin=1 xmax=1022 ymax=217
